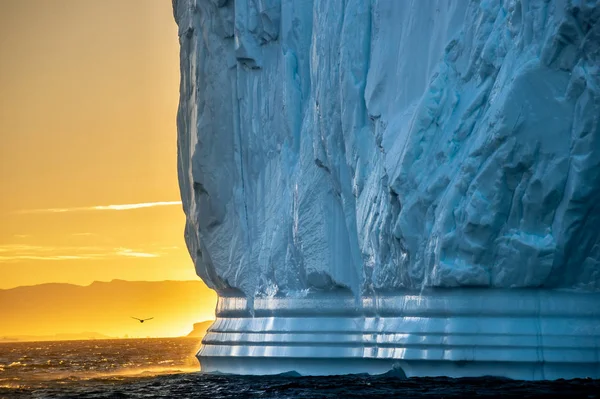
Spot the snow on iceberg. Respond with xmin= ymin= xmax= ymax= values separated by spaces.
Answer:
xmin=173 ymin=0 xmax=600 ymax=379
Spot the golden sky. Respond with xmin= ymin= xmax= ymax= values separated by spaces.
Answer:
xmin=1 ymin=280 xmax=216 ymax=338
xmin=0 ymin=0 xmax=201 ymax=289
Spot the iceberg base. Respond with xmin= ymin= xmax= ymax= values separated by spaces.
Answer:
xmin=198 ymin=289 xmax=600 ymax=380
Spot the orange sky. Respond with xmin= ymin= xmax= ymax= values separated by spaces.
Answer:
xmin=0 ymin=1 xmax=202 ymax=289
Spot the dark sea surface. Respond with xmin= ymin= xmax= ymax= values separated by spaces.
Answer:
xmin=1 ymin=338 xmax=598 ymax=398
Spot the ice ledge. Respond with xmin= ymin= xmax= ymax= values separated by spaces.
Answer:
xmin=198 ymin=289 xmax=600 ymax=380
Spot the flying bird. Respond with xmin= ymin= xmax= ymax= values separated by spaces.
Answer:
xmin=131 ymin=317 xmax=154 ymax=324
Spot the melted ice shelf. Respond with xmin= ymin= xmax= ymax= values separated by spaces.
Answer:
xmin=173 ymin=0 xmax=600 ymax=379
xmin=200 ymin=289 xmax=600 ymax=379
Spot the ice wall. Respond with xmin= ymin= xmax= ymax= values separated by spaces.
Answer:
xmin=173 ymin=0 xmax=600 ymax=379
xmin=174 ymin=0 xmax=600 ymax=296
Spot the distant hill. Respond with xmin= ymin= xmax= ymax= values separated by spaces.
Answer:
xmin=0 ymin=280 xmax=217 ymax=339
xmin=187 ymin=320 xmax=213 ymax=338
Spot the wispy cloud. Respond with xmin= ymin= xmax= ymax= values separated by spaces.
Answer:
xmin=17 ymin=201 xmax=182 ymax=214
xmin=92 ymin=201 xmax=182 ymax=211
xmin=115 ymin=248 xmax=159 ymax=258
xmin=0 ymin=255 xmax=94 ymax=261
xmin=0 ymin=244 xmax=161 ymax=263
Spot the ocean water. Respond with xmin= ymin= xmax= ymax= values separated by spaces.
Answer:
xmin=1 ymin=338 xmax=598 ymax=398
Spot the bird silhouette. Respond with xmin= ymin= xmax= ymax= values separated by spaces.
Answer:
xmin=131 ymin=317 xmax=154 ymax=324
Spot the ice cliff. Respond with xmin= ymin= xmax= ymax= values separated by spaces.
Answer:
xmin=174 ymin=0 xmax=600 ymax=379
xmin=174 ymin=0 xmax=600 ymax=295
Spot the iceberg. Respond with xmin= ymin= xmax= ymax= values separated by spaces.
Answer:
xmin=173 ymin=0 xmax=600 ymax=379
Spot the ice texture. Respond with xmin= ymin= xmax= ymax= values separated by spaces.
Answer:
xmin=173 ymin=0 xmax=600 ymax=378
xmin=174 ymin=0 xmax=600 ymax=294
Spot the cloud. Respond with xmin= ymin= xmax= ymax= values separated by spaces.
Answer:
xmin=115 ymin=248 xmax=159 ymax=258
xmin=17 ymin=201 xmax=182 ymax=214
xmin=92 ymin=201 xmax=182 ymax=211
xmin=0 ymin=245 xmax=161 ymax=263
xmin=0 ymin=255 xmax=93 ymax=261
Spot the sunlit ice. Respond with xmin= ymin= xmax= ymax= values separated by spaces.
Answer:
xmin=1 ymin=0 xmax=600 ymax=397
